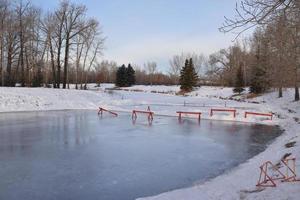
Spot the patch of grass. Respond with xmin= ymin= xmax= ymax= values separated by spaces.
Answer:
xmin=176 ymin=90 xmax=187 ymax=96
xmin=246 ymin=93 xmax=261 ymax=99
xmin=282 ymin=153 xmax=292 ymax=160
xmin=288 ymin=109 xmax=296 ymax=113
xmin=274 ymin=153 xmax=293 ymax=167
xmin=285 ymin=141 xmax=296 ymax=148
xmin=106 ymin=90 xmax=115 ymax=95
xmin=276 ymin=114 xmax=286 ymax=119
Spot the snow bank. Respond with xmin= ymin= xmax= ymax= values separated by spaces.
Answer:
xmin=0 ymin=87 xmax=123 ymax=112
xmin=119 ymin=85 xmax=237 ymax=98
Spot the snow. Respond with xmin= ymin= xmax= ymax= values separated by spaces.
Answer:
xmin=118 ymin=85 xmax=237 ymax=99
xmin=0 ymin=86 xmax=124 ymax=112
xmin=0 ymin=85 xmax=299 ymax=200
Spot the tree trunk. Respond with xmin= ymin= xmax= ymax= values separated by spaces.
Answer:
xmin=67 ymin=69 xmax=70 ymax=89
xmin=75 ymin=43 xmax=80 ymax=90
xmin=295 ymin=65 xmax=299 ymax=101
xmin=18 ymin=7 xmax=25 ymax=87
xmin=56 ymin=36 xmax=62 ymax=88
xmin=25 ymin=47 xmax=30 ymax=86
xmin=0 ymin=12 xmax=4 ymax=87
xmin=56 ymin=51 xmax=61 ymax=88
xmin=63 ymin=35 xmax=70 ymax=89
xmin=20 ymin=30 xmax=25 ymax=87
xmin=75 ymin=72 xmax=78 ymax=89
xmin=49 ymin=38 xmax=56 ymax=88
xmin=6 ymin=45 xmax=13 ymax=86
xmin=278 ymin=87 xmax=283 ymax=98
xmin=80 ymin=72 xmax=84 ymax=89
xmin=295 ymin=86 xmax=299 ymax=101
xmin=295 ymin=64 xmax=299 ymax=101
xmin=0 ymin=36 xmax=3 ymax=87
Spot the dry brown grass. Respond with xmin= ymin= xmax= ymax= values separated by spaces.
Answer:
xmin=246 ymin=93 xmax=262 ymax=99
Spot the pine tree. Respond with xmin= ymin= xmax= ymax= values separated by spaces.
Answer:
xmin=127 ymin=64 xmax=136 ymax=86
xmin=115 ymin=64 xmax=127 ymax=87
xmin=250 ymin=64 xmax=268 ymax=94
xmin=179 ymin=59 xmax=189 ymax=91
xmin=179 ymin=58 xmax=198 ymax=92
xmin=188 ymin=58 xmax=198 ymax=87
xmin=32 ymin=67 xmax=43 ymax=87
xmin=233 ymin=65 xmax=245 ymax=94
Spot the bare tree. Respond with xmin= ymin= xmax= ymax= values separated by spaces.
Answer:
xmin=24 ymin=6 xmax=43 ymax=87
xmin=169 ymin=53 xmax=206 ymax=74
xmin=0 ymin=0 xmax=105 ymax=89
xmin=169 ymin=55 xmax=183 ymax=76
xmin=62 ymin=1 xmax=97 ymax=89
xmin=220 ymin=0 xmax=300 ymax=100
xmin=54 ymin=1 xmax=67 ymax=88
xmin=4 ymin=10 xmax=20 ymax=86
xmin=95 ymin=60 xmax=117 ymax=84
xmin=145 ymin=61 xmax=157 ymax=85
xmin=220 ymin=0 xmax=294 ymax=38
xmin=16 ymin=0 xmax=31 ymax=87
xmin=74 ymin=33 xmax=84 ymax=89
xmin=0 ymin=0 xmax=8 ymax=86
xmin=84 ymin=39 xmax=104 ymax=89
xmin=41 ymin=13 xmax=57 ymax=87
xmin=208 ymin=43 xmax=249 ymax=87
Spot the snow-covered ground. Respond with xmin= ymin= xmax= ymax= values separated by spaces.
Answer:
xmin=0 ymin=85 xmax=299 ymax=200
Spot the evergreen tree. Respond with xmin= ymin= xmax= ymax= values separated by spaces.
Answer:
xmin=179 ymin=59 xmax=189 ymax=91
xmin=127 ymin=64 xmax=136 ymax=86
xmin=250 ymin=64 xmax=269 ymax=94
xmin=233 ymin=65 xmax=245 ymax=94
xmin=179 ymin=58 xmax=198 ymax=92
xmin=188 ymin=58 xmax=198 ymax=87
xmin=115 ymin=64 xmax=127 ymax=87
xmin=32 ymin=67 xmax=43 ymax=87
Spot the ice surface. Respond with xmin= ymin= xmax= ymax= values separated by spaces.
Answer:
xmin=0 ymin=110 xmax=281 ymax=200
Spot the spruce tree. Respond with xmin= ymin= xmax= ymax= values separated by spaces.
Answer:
xmin=188 ymin=58 xmax=198 ymax=87
xmin=233 ymin=65 xmax=245 ymax=94
xmin=32 ymin=67 xmax=43 ymax=87
xmin=127 ymin=64 xmax=136 ymax=86
xmin=179 ymin=59 xmax=189 ymax=91
xmin=179 ymin=58 xmax=198 ymax=92
xmin=115 ymin=64 xmax=127 ymax=87
xmin=250 ymin=64 xmax=268 ymax=94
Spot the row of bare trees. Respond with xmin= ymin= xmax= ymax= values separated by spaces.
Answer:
xmin=0 ymin=0 xmax=104 ymax=89
xmin=95 ymin=60 xmax=175 ymax=85
xmin=215 ymin=0 xmax=299 ymax=100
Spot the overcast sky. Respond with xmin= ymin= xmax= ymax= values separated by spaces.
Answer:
xmin=31 ymin=0 xmax=249 ymax=71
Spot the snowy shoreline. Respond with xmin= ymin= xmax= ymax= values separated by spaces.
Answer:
xmin=0 ymin=85 xmax=299 ymax=200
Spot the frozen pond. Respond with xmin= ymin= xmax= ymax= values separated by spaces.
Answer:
xmin=0 ymin=110 xmax=281 ymax=200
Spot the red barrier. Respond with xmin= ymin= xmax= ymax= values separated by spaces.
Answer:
xmin=98 ymin=107 xmax=118 ymax=116
xmin=256 ymin=161 xmax=285 ymax=187
xmin=245 ymin=111 xmax=273 ymax=120
xmin=256 ymin=158 xmax=300 ymax=187
xmin=210 ymin=108 xmax=236 ymax=118
xmin=132 ymin=110 xmax=154 ymax=120
xmin=177 ymin=111 xmax=201 ymax=121
xmin=281 ymin=158 xmax=300 ymax=182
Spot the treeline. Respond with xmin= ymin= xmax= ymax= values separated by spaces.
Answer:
xmin=214 ymin=0 xmax=300 ymax=101
xmin=206 ymin=25 xmax=299 ymax=98
xmin=95 ymin=61 xmax=177 ymax=85
xmin=0 ymin=0 xmax=104 ymax=89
